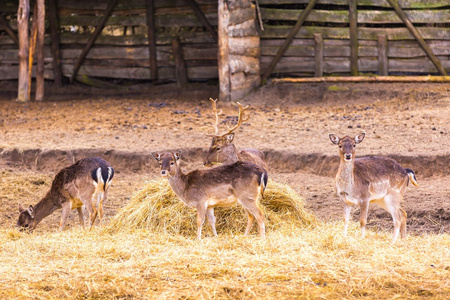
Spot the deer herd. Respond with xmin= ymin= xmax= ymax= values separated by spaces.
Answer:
xmin=16 ymin=99 xmax=418 ymax=243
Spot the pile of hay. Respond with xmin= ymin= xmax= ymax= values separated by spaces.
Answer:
xmin=107 ymin=178 xmax=317 ymax=236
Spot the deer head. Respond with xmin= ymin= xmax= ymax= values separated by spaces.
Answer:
xmin=152 ymin=151 xmax=182 ymax=177
xmin=329 ymin=132 xmax=365 ymax=162
xmin=17 ymin=204 xmax=36 ymax=229
xmin=204 ymin=98 xmax=249 ymax=167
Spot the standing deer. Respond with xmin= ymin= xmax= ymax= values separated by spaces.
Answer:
xmin=17 ymin=157 xmax=114 ymax=230
xmin=329 ymin=132 xmax=418 ymax=242
xmin=203 ymin=98 xmax=268 ymax=170
xmin=152 ymin=151 xmax=267 ymax=240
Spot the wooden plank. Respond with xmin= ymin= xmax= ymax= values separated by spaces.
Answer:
xmin=184 ymin=0 xmax=217 ymax=42
xmin=171 ymin=37 xmax=188 ymax=87
xmin=272 ymin=75 xmax=450 ymax=84
xmin=146 ymin=0 xmax=158 ymax=80
xmin=258 ymin=0 xmax=450 ymax=9
xmin=314 ymin=33 xmax=323 ymax=77
xmin=261 ymin=26 xmax=450 ymax=41
xmin=349 ymin=0 xmax=358 ymax=76
xmin=262 ymin=0 xmax=317 ymax=82
xmin=17 ymin=0 xmax=30 ymax=102
xmin=70 ymin=0 xmax=120 ymax=82
xmin=35 ymin=0 xmax=45 ymax=101
xmin=48 ymin=0 xmax=63 ymax=86
xmin=386 ymin=0 xmax=447 ymax=76
xmin=378 ymin=34 xmax=388 ymax=75
xmin=260 ymin=8 xmax=450 ymax=24
xmin=0 ymin=14 xmax=19 ymax=45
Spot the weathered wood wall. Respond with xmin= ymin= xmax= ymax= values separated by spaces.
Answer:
xmin=0 ymin=0 xmax=218 ymax=81
xmin=259 ymin=0 xmax=450 ymax=77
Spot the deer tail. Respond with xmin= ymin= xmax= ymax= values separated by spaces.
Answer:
xmin=405 ymin=168 xmax=419 ymax=188
xmin=259 ymin=171 xmax=268 ymax=197
xmin=92 ymin=166 xmax=115 ymax=191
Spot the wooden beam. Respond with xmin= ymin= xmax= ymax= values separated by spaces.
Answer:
xmin=17 ymin=0 xmax=30 ymax=102
xmin=35 ymin=0 xmax=45 ymax=101
xmin=0 ymin=14 xmax=19 ymax=45
xmin=146 ymin=0 xmax=158 ymax=81
xmin=262 ymin=0 xmax=317 ymax=82
xmin=48 ymin=0 xmax=62 ymax=86
xmin=184 ymin=0 xmax=217 ymax=42
xmin=218 ymin=0 xmax=230 ymax=101
xmin=314 ymin=33 xmax=323 ymax=77
xmin=28 ymin=2 xmax=37 ymax=101
xmin=272 ymin=76 xmax=450 ymax=84
xmin=70 ymin=0 xmax=120 ymax=82
xmin=349 ymin=0 xmax=358 ymax=76
xmin=377 ymin=34 xmax=388 ymax=75
xmin=386 ymin=0 xmax=447 ymax=76
xmin=171 ymin=37 xmax=188 ymax=87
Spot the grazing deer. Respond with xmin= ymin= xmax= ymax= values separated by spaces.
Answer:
xmin=152 ymin=151 xmax=267 ymax=240
xmin=203 ymin=98 xmax=268 ymax=170
xmin=17 ymin=157 xmax=114 ymax=230
xmin=329 ymin=132 xmax=418 ymax=242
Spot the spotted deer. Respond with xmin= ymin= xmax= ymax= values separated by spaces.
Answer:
xmin=17 ymin=157 xmax=114 ymax=230
xmin=203 ymin=98 xmax=267 ymax=170
xmin=152 ymin=151 xmax=267 ymax=240
xmin=329 ymin=132 xmax=418 ymax=242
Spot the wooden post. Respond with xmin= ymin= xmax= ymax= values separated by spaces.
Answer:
xmin=218 ymin=0 xmax=230 ymax=101
xmin=146 ymin=0 xmax=158 ymax=81
xmin=378 ymin=34 xmax=388 ymax=76
xmin=171 ymin=37 xmax=188 ymax=88
xmin=349 ymin=0 xmax=358 ymax=76
xmin=262 ymin=0 xmax=317 ymax=82
xmin=314 ymin=33 xmax=323 ymax=77
xmin=48 ymin=0 xmax=62 ymax=86
xmin=70 ymin=0 xmax=120 ymax=82
xmin=184 ymin=0 xmax=217 ymax=42
xmin=386 ymin=0 xmax=447 ymax=76
xmin=0 ymin=14 xmax=19 ymax=45
xmin=17 ymin=0 xmax=30 ymax=102
xmin=35 ymin=0 xmax=45 ymax=101
xmin=28 ymin=2 xmax=37 ymax=101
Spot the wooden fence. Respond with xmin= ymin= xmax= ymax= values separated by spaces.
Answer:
xmin=0 ymin=0 xmax=218 ymax=82
xmin=259 ymin=0 xmax=450 ymax=77
xmin=1 ymin=0 xmax=450 ymax=83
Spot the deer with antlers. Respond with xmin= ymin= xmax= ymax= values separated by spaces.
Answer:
xmin=329 ymin=132 xmax=419 ymax=242
xmin=152 ymin=151 xmax=267 ymax=240
xmin=203 ymin=98 xmax=268 ymax=170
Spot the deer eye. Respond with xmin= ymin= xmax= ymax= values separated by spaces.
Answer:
xmin=216 ymin=147 xmax=221 ymax=151
xmin=339 ymin=145 xmax=342 ymax=149
xmin=170 ymin=162 xmax=174 ymax=166
xmin=353 ymin=145 xmax=356 ymax=148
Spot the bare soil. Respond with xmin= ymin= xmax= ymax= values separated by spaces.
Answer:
xmin=0 ymin=80 xmax=449 ymax=235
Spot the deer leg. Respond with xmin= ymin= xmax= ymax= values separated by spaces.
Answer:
xmin=244 ymin=210 xmax=255 ymax=235
xmin=77 ymin=207 xmax=84 ymax=228
xmin=359 ymin=200 xmax=370 ymax=238
xmin=399 ymin=208 xmax=407 ymax=239
xmin=241 ymin=200 xmax=265 ymax=238
xmin=196 ymin=205 xmax=207 ymax=240
xmin=343 ymin=203 xmax=352 ymax=236
xmin=205 ymin=207 xmax=217 ymax=237
xmin=380 ymin=194 xmax=402 ymax=242
xmin=97 ymin=192 xmax=104 ymax=226
xmin=59 ymin=201 xmax=71 ymax=231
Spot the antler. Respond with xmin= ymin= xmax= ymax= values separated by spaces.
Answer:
xmin=205 ymin=99 xmax=249 ymax=137
xmin=224 ymin=102 xmax=249 ymax=135
xmin=206 ymin=98 xmax=223 ymax=136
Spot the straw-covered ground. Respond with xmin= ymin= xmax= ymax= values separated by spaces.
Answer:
xmin=0 ymin=81 xmax=449 ymax=298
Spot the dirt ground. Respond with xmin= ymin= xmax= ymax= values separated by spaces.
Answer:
xmin=0 ymin=80 xmax=449 ymax=235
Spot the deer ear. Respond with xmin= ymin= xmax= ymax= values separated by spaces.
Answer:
xmin=329 ymin=134 xmax=339 ymax=145
xmin=27 ymin=205 xmax=35 ymax=218
xmin=354 ymin=132 xmax=365 ymax=144
xmin=174 ymin=150 xmax=182 ymax=161
xmin=19 ymin=204 xmax=25 ymax=213
xmin=225 ymin=133 xmax=235 ymax=144
xmin=151 ymin=152 xmax=161 ymax=161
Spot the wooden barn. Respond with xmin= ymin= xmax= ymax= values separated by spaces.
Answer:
xmin=1 ymin=0 xmax=450 ymax=102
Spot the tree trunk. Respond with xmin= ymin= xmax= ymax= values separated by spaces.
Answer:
xmin=218 ymin=0 xmax=230 ymax=101
xmin=35 ymin=0 xmax=45 ymax=101
xmin=17 ymin=0 xmax=30 ymax=102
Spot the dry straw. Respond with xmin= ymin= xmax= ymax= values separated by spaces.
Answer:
xmin=107 ymin=178 xmax=317 ymax=237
